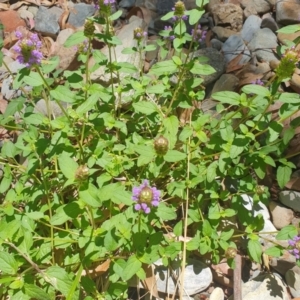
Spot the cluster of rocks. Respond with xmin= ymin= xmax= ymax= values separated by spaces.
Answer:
xmin=1 ymin=0 xmax=300 ymax=299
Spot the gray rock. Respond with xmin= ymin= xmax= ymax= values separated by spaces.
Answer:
xmin=222 ymin=35 xmax=251 ymax=64
xmin=156 ymin=0 xmax=176 ymax=14
xmin=210 ymin=38 xmax=223 ymax=51
xmin=229 ymin=273 xmax=290 ymax=300
xmin=212 ymin=26 xmax=239 ymax=42
xmin=276 ymin=0 xmax=300 ymax=25
xmin=34 ymin=99 xmax=67 ymax=117
xmin=241 ymin=0 xmax=274 ymax=14
xmin=285 ymin=266 xmax=300 ymax=297
xmin=269 ymin=254 xmax=297 ymax=276
xmin=209 ymin=287 xmax=224 ymax=300
xmin=211 ymin=74 xmax=239 ymax=94
xmin=193 ymin=48 xmax=226 ymax=86
xmin=279 ymin=190 xmax=300 ymax=212
xmin=261 ymin=14 xmax=279 ymax=33
xmin=154 ymin=258 xmax=212 ymax=295
xmin=27 ymin=5 xmax=38 ymax=16
xmin=67 ymin=3 xmax=96 ymax=28
xmin=247 ymin=28 xmax=279 ymax=62
xmin=269 ymin=201 xmax=294 ymax=229
xmin=243 ymin=3 xmax=258 ymax=18
xmin=34 ymin=6 xmax=63 ymax=35
xmin=119 ymin=0 xmax=135 ymax=8
xmin=241 ymin=15 xmax=262 ymax=43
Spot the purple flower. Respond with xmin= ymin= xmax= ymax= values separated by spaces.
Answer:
xmin=288 ymin=235 xmax=300 ymax=259
xmin=191 ymin=25 xmax=207 ymax=43
xmin=251 ymin=79 xmax=264 ymax=86
xmin=132 ymin=180 xmax=160 ymax=214
xmin=13 ymin=31 xmax=43 ymax=68
xmin=164 ymin=26 xmax=175 ymax=41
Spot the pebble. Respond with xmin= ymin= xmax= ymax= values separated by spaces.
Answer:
xmin=285 ymin=266 xmax=300 ymax=298
xmin=269 ymin=201 xmax=294 ymax=229
xmin=261 ymin=13 xmax=279 ymax=33
xmin=154 ymin=258 xmax=212 ymax=295
xmin=279 ymin=191 xmax=300 ymax=212
xmin=276 ymin=0 xmax=300 ymax=25
xmin=209 ymin=287 xmax=224 ymax=300
xmin=67 ymin=3 xmax=96 ymax=28
xmin=241 ymin=0 xmax=274 ymax=14
xmin=34 ymin=6 xmax=63 ymax=35
xmin=211 ymin=74 xmax=239 ymax=94
xmin=241 ymin=15 xmax=262 ymax=43
xmin=0 ymin=10 xmax=26 ymax=33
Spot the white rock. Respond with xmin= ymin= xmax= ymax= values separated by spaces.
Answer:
xmin=210 ymin=287 xmax=224 ymax=300
xmin=285 ymin=266 xmax=300 ymax=297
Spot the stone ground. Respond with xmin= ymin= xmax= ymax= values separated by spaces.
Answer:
xmin=1 ymin=0 xmax=300 ymax=299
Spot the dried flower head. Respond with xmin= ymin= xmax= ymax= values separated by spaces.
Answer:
xmin=288 ymin=235 xmax=300 ymax=259
xmin=172 ymin=1 xmax=188 ymax=21
xmin=94 ymin=0 xmax=115 ymax=15
xmin=154 ymin=135 xmax=169 ymax=156
xmin=84 ymin=19 xmax=95 ymax=38
xmin=276 ymin=47 xmax=299 ymax=80
xmin=13 ymin=31 xmax=43 ymax=67
xmin=225 ymin=247 xmax=237 ymax=259
xmin=132 ymin=180 xmax=160 ymax=214
xmin=75 ymin=165 xmax=89 ymax=181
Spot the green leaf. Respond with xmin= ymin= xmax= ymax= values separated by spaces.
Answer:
xmin=278 ymin=92 xmax=300 ymax=104
xmin=64 ymin=31 xmax=86 ymax=47
xmin=206 ymin=161 xmax=218 ymax=183
xmin=277 ymin=165 xmax=292 ymax=189
xmin=109 ymin=9 xmax=122 ymax=21
xmin=161 ymin=11 xmax=174 ymax=21
xmin=156 ymin=203 xmax=176 ymax=220
xmin=79 ymin=183 xmax=101 ymax=207
xmin=208 ymin=204 xmax=220 ymax=220
xmin=146 ymin=84 xmax=166 ymax=94
xmin=45 ymin=266 xmax=74 ymax=297
xmin=277 ymin=24 xmax=300 ymax=34
xmin=220 ymin=229 xmax=234 ymax=241
xmin=202 ymin=220 xmax=213 ymax=236
xmin=76 ymin=93 xmax=98 ymax=115
xmin=117 ymin=62 xmax=138 ymax=74
xmin=122 ymin=255 xmax=142 ymax=281
xmin=189 ymin=9 xmax=205 ymax=25
xmin=0 ymin=252 xmax=18 ymax=275
xmin=242 ymin=85 xmax=270 ymax=97
xmin=173 ymin=220 xmax=183 ymax=237
xmin=24 ymin=284 xmax=52 ymax=300
xmin=164 ymin=150 xmax=186 ymax=162
xmin=50 ymin=86 xmax=76 ymax=103
xmin=268 ymin=121 xmax=283 ymax=142
xmin=283 ymin=127 xmax=295 ymax=145
xmin=163 ymin=115 xmax=179 ymax=149
xmin=41 ymin=56 xmax=59 ymax=74
xmin=190 ymin=62 xmax=215 ymax=76
xmin=174 ymin=20 xmax=186 ymax=35
xmin=3 ymin=97 xmax=25 ymax=118
xmin=51 ymin=202 xmax=82 ymax=225
xmin=149 ymin=60 xmax=178 ymax=75
xmin=276 ymin=225 xmax=297 ymax=240
xmin=133 ymin=101 xmax=157 ymax=115
xmin=248 ymin=239 xmax=262 ymax=263
xmin=23 ymin=72 xmax=44 ymax=87
xmin=172 ymin=56 xmax=182 ymax=66
xmin=58 ymin=153 xmax=78 ymax=180
xmin=264 ymin=246 xmax=284 ymax=257
xmin=212 ymin=91 xmax=240 ymax=105
xmin=223 ymin=209 xmax=236 ymax=217
xmin=104 ymin=230 xmax=119 ymax=252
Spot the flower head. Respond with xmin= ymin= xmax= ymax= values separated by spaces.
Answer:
xmin=288 ymin=235 xmax=300 ymax=259
xmin=94 ymin=0 xmax=115 ymax=15
xmin=164 ymin=26 xmax=175 ymax=41
xmin=132 ymin=180 xmax=160 ymax=214
xmin=251 ymin=79 xmax=264 ymax=86
xmin=191 ymin=25 xmax=207 ymax=43
xmin=134 ymin=27 xmax=147 ymax=42
xmin=276 ymin=47 xmax=299 ymax=80
xmin=13 ymin=30 xmax=43 ymax=68
xmin=171 ymin=1 xmax=188 ymax=22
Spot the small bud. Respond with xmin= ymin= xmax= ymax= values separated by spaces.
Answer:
xmin=84 ymin=20 xmax=95 ymax=38
xmin=256 ymin=185 xmax=265 ymax=195
xmin=225 ymin=247 xmax=237 ymax=259
xmin=276 ymin=48 xmax=299 ymax=80
xmin=134 ymin=27 xmax=147 ymax=41
xmin=174 ymin=1 xmax=186 ymax=17
xmin=139 ymin=187 xmax=153 ymax=204
xmin=75 ymin=165 xmax=89 ymax=181
xmin=154 ymin=135 xmax=169 ymax=155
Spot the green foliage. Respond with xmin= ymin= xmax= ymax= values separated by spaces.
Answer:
xmin=0 ymin=2 xmax=299 ymax=299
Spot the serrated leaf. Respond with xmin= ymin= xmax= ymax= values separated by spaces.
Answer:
xmin=76 ymin=93 xmax=98 ymax=115
xmin=146 ymin=84 xmax=166 ymax=94
xmin=161 ymin=11 xmax=174 ymax=21
xmin=164 ymin=150 xmax=186 ymax=162
xmin=190 ymin=62 xmax=215 ymax=76
xmin=278 ymin=92 xmax=300 ymax=104
xmin=277 ymin=24 xmax=300 ymax=34
xmin=220 ymin=229 xmax=234 ymax=241
xmin=248 ymin=239 xmax=262 ymax=263
xmin=174 ymin=20 xmax=186 ymax=35
xmin=276 ymin=225 xmax=298 ymax=240
xmin=149 ymin=60 xmax=178 ymax=75
xmin=133 ymin=101 xmax=157 ymax=115
xmin=212 ymin=91 xmax=240 ymax=105
xmin=117 ymin=62 xmax=138 ymax=74
xmin=156 ymin=203 xmax=176 ymax=220
xmin=277 ymin=165 xmax=292 ymax=189
xmin=64 ymin=31 xmax=86 ymax=47
xmin=50 ymin=86 xmax=76 ymax=103
xmin=41 ymin=56 xmax=60 ymax=74
xmin=79 ymin=183 xmax=101 ymax=207
xmin=264 ymin=246 xmax=283 ymax=257
xmin=58 ymin=153 xmax=78 ymax=180
xmin=188 ymin=9 xmax=205 ymax=25
xmin=283 ymin=127 xmax=295 ymax=145
xmin=104 ymin=230 xmax=119 ymax=252
xmin=0 ymin=252 xmax=18 ymax=275
xmin=23 ymin=72 xmax=44 ymax=87
xmin=206 ymin=161 xmax=218 ymax=183
xmin=24 ymin=284 xmax=52 ymax=300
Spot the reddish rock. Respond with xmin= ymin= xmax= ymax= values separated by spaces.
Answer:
xmin=0 ymin=10 xmax=26 ymax=33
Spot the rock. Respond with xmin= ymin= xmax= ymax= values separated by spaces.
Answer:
xmin=276 ymin=0 xmax=300 ymax=25
xmin=211 ymin=3 xmax=243 ymax=31
xmin=243 ymin=3 xmax=258 ymax=18
xmin=261 ymin=14 xmax=279 ymax=33
xmin=269 ymin=201 xmax=294 ymax=229
xmin=34 ymin=99 xmax=67 ymax=117
xmin=212 ymin=26 xmax=238 ymax=42
xmin=211 ymin=74 xmax=239 ymax=94
xmin=209 ymin=287 xmax=224 ymax=300
xmin=27 ymin=6 xmax=39 ymax=17
xmin=241 ymin=15 xmax=262 ymax=43
xmin=229 ymin=273 xmax=290 ymax=300
xmin=269 ymin=250 xmax=297 ymax=276
xmin=154 ymin=258 xmax=212 ymax=295
xmin=193 ymin=48 xmax=226 ymax=86
xmin=247 ymin=28 xmax=279 ymax=63
xmin=156 ymin=0 xmax=173 ymax=14
xmin=241 ymin=0 xmax=275 ymax=14
xmin=277 ymin=31 xmax=300 ymax=45
xmin=67 ymin=3 xmax=96 ymax=28
xmin=291 ymin=217 xmax=300 ymax=234
xmin=285 ymin=266 xmax=300 ymax=298
xmin=210 ymin=38 xmax=223 ymax=51
xmin=119 ymin=0 xmax=135 ymax=8
xmin=0 ymin=10 xmax=26 ymax=33
xmin=222 ymin=35 xmax=251 ymax=64
xmin=279 ymin=191 xmax=300 ymax=212
xmin=34 ymin=6 xmax=63 ymax=35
